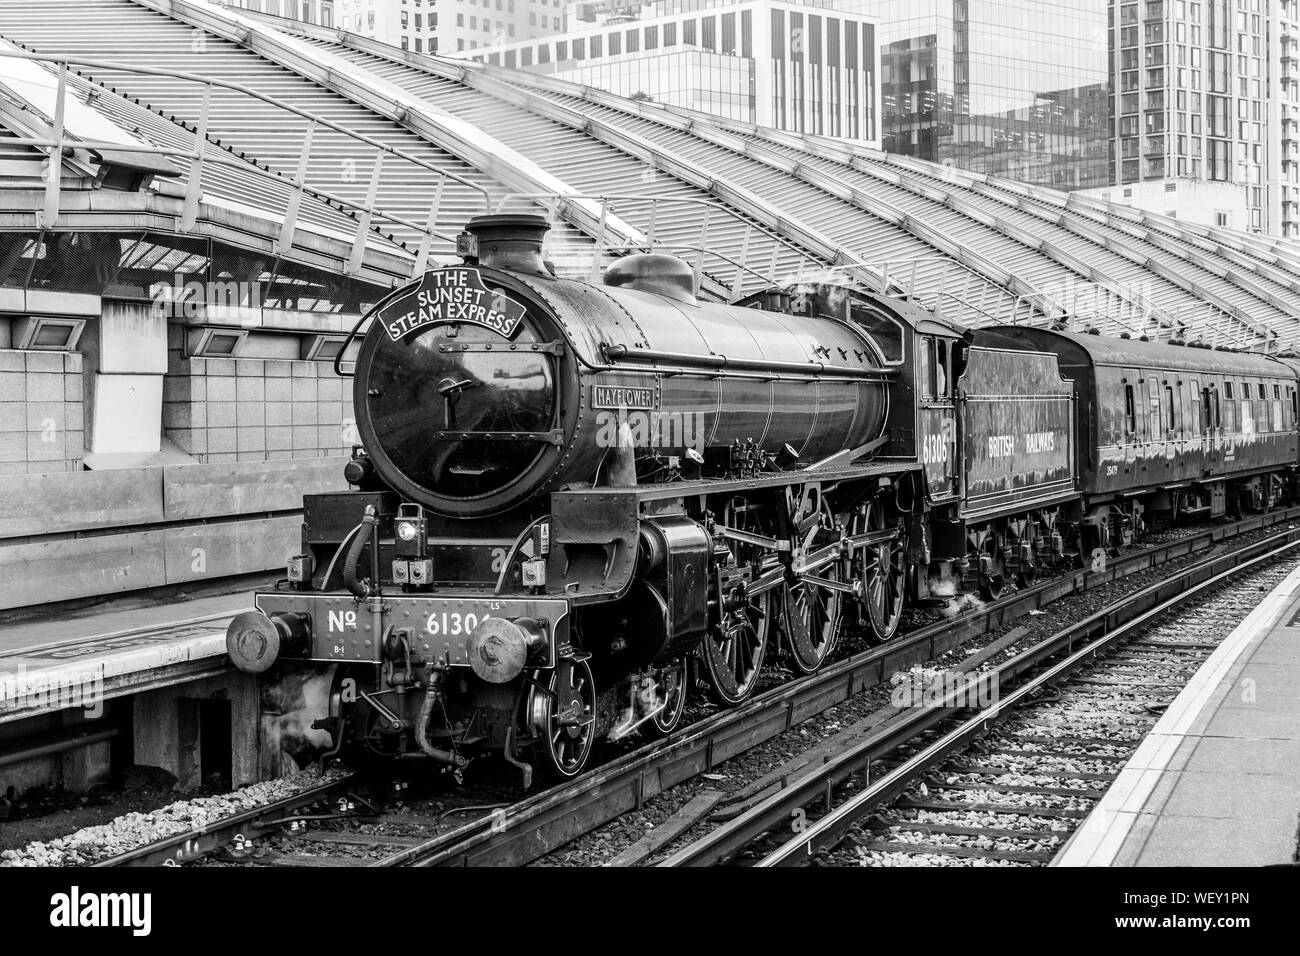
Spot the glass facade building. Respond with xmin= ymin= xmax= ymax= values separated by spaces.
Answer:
xmin=846 ymin=0 xmax=1111 ymax=189
xmin=455 ymin=1 xmax=882 ymax=143
xmin=1103 ymin=0 xmax=1300 ymax=238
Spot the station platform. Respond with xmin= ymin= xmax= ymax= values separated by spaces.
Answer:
xmin=1054 ymin=562 xmax=1300 ymax=867
xmin=0 ymin=593 xmax=245 ymax=725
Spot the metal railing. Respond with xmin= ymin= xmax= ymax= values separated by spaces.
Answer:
xmin=494 ymin=192 xmax=840 ymax=298
xmin=494 ymin=193 xmax=1265 ymax=340
xmin=0 ymin=48 xmax=493 ymax=275
xmin=496 ymin=194 xmax=1199 ymax=333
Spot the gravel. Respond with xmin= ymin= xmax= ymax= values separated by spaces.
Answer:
xmin=1 ymin=765 xmax=349 ymax=867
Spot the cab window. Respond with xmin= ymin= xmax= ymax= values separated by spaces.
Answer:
xmin=851 ymin=304 xmax=905 ymax=365
xmin=919 ymin=337 xmax=950 ymax=403
xmin=919 ymin=337 xmax=933 ymax=399
xmin=934 ymin=340 xmax=949 ymax=398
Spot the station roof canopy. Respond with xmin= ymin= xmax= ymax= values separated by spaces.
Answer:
xmin=2 ymin=0 xmax=1300 ymax=352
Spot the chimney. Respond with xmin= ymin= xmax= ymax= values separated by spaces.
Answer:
xmin=462 ymin=214 xmax=550 ymax=275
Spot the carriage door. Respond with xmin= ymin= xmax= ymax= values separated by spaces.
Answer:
xmin=1200 ymin=380 xmax=1219 ymax=473
xmin=919 ymin=335 xmax=958 ymax=500
xmin=1122 ymin=369 xmax=1140 ymax=476
xmin=1146 ymin=374 xmax=1162 ymax=478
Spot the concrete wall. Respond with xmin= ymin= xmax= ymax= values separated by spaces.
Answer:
xmin=1080 ymin=178 xmax=1251 ymax=230
xmin=0 ymin=457 xmax=347 ymax=610
xmin=1 ymin=674 xmax=266 ymax=796
xmin=0 ymin=300 xmax=361 ymax=611
xmin=0 ymin=349 xmax=84 ymax=476
xmin=163 ymin=351 xmax=357 ymax=463
xmin=0 ymin=707 xmax=120 ymax=797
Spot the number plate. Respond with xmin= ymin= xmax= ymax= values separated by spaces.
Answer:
xmin=419 ymin=603 xmax=496 ymax=640
xmin=254 ymin=593 xmax=569 ymax=666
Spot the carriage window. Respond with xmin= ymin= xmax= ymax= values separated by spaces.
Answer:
xmin=1213 ymin=388 xmax=1222 ymax=429
xmin=1124 ymin=384 xmax=1137 ymax=436
xmin=1225 ymin=382 xmax=1234 ymax=399
xmin=1192 ymin=380 xmax=1203 ymax=433
xmin=1274 ymin=384 xmax=1282 ymax=400
xmin=1291 ymin=387 xmax=1297 ymax=426
xmin=1148 ymin=377 xmax=1161 ymax=436
xmin=1259 ymin=383 xmax=1267 ymax=400
xmin=1165 ymin=384 xmax=1176 ymax=433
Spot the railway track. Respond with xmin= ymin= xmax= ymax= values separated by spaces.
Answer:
xmin=94 ymin=773 xmax=365 ymax=867
xmin=93 ymin=773 xmax=527 ymax=867
xmin=850 ymin=611 xmax=1246 ymax=868
xmin=85 ymin=509 xmax=1300 ymax=868
xmin=660 ymin=530 xmax=1299 ymax=867
xmin=370 ymin=512 xmax=1300 ymax=868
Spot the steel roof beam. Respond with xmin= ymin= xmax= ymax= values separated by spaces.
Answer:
xmin=265 ymin=20 xmax=909 ymax=300
xmin=474 ymin=68 xmax=1274 ymax=334
xmin=848 ymin=151 xmax=1291 ymax=342
xmin=135 ymin=0 xmax=650 ymax=257
xmin=687 ymin=113 xmax=1300 ymax=340
xmin=0 ymin=187 xmax=416 ymax=285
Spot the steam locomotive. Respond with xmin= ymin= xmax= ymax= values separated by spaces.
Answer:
xmin=225 ymin=214 xmax=1300 ymax=785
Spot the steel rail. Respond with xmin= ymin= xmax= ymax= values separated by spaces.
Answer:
xmin=95 ymin=773 xmax=360 ymax=867
xmin=374 ymin=507 xmax=1300 ymax=867
xmin=674 ymin=529 xmax=1300 ymax=867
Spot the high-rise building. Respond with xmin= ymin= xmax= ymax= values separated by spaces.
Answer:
xmin=222 ymin=0 xmax=564 ymax=55
xmin=843 ymin=0 xmax=1112 ymax=189
xmin=222 ymin=0 xmax=337 ymax=30
xmin=1099 ymin=0 xmax=1275 ymax=234
xmin=1279 ymin=1 xmax=1300 ymax=235
xmin=452 ymin=0 xmax=883 ymax=144
xmin=219 ymin=0 xmax=339 ymax=31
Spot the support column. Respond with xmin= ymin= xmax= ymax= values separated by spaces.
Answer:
xmin=131 ymin=672 xmax=263 ymax=791
xmin=59 ymin=709 xmax=113 ymax=791
xmin=86 ymin=300 xmax=168 ymax=457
